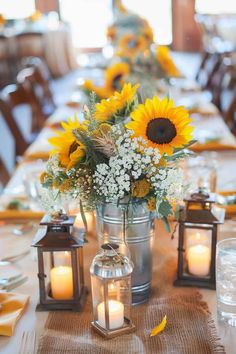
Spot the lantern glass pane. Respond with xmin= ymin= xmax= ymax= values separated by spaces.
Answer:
xmin=42 ymin=251 xmax=74 ymax=300
xmin=91 ymin=276 xmax=132 ymax=330
xmin=184 ymin=227 xmax=212 ymax=277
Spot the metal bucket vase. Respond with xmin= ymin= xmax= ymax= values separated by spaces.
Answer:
xmin=96 ymin=200 xmax=155 ymax=305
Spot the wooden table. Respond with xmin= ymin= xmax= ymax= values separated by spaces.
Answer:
xmin=1 ymin=77 xmax=236 ymax=353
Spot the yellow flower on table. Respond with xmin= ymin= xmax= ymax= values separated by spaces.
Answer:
xmin=0 ymin=14 xmax=5 ymax=26
xmin=104 ymin=62 xmax=130 ymax=92
xmin=113 ymin=82 xmax=139 ymax=109
xmin=83 ymin=79 xmax=113 ymax=100
xmin=48 ymin=116 xmax=85 ymax=170
xmin=28 ymin=10 xmax=42 ymax=22
xmin=95 ymin=97 xmax=120 ymax=122
xmin=156 ymin=46 xmax=181 ymax=78
xmin=107 ymin=25 xmax=117 ymax=41
xmin=95 ymin=83 xmax=138 ymax=122
xmin=126 ymin=96 xmax=193 ymax=156
xmin=117 ymin=33 xmax=148 ymax=59
xmin=132 ymin=179 xmax=151 ymax=198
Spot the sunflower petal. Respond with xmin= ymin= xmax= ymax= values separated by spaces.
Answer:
xmin=150 ymin=315 xmax=167 ymax=337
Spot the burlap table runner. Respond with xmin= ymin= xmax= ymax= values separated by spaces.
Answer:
xmin=37 ymin=222 xmax=225 ymax=354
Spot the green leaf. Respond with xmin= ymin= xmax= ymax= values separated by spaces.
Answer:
xmin=159 ymin=200 xmax=172 ymax=217
xmin=174 ymin=204 xmax=180 ymax=220
xmin=163 ymin=216 xmax=171 ymax=233
xmin=79 ymin=199 xmax=88 ymax=234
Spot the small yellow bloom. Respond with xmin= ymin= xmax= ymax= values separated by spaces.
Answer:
xmin=40 ymin=172 xmax=49 ymax=184
xmin=57 ymin=179 xmax=72 ymax=192
xmin=147 ymin=197 xmax=156 ymax=211
xmin=132 ymin=179 xmax=151 ymax=198
xmin=150 ymin=315 xmax=167 ymax=337
xmin=156 ymin=46 xmax=181 ymax=78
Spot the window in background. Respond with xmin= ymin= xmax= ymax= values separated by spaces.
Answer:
xmin=122 ymin=0 xmax=172 ymax=44
xmin=195 ymin=0 xmax=236 ymax=14
xmin=59 ymin=0 xmax=113 ymax=49
xmin=0 ymin=0 xmax=35 ymax=19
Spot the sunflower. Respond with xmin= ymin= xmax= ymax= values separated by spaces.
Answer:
xmin=95 ymin=83 xmax=138 ymax=122
xmin=105 ymin=62 xmax=130 ymax=92
xmin=143 ymin=25 xmax=154 ymax=43
xmin=117 ymin=34 xmax=148 ymax=59
xmin=107 ymin=25 xmax=117 ymax=41
xmin=48 ymin=116 xmax=85 ymax=169
xmin=114 ymin=0 xmax=128 ymax=13
xmin=126 ymin=96 xmax=193 ymax=155
xmin=82 ymin=79 xmax=112 ymax=99
xmin=156 ymin=46 xmax=181 ymax=78
xmin=113 ymin=83 xmax=139 ymax=110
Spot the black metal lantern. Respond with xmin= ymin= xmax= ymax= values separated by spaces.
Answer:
xmin=174 ymin=189 xmax=223 ymax=289
xmin=32 ymin=213 xmax=87 ymax=311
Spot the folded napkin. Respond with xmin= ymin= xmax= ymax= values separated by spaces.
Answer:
xmin=0 ymin=210 xmax=44 ymax=221
xmin=190 ymin=141 xmax=236 ymax=152
xmin=0 ymin=292 xmax=29 ymax=336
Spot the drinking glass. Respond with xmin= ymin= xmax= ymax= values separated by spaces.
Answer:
xmin=216 ymin=238 xmax=236 ymax=326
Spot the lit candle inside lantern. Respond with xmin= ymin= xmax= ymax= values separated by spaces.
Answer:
xmin=187 ymin=244 xmax=211 ymax=276
xmin=97 ymin=300 xmax=124 ymax=329
xmin=50 ymin=266 xmax=73 ymax=299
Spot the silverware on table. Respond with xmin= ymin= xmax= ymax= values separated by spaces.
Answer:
xmin=19 ymin=331 xmax=37 ymax=354
xmin=0 ymin=274 xmax=28 ymax=291
xmin=13 ymin=222 xmax=35 ymax=236
xmin=0 ymin=249 xmax=30 ymax=265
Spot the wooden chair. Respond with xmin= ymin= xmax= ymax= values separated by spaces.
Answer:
xmin=15 ymin=32 xmax=44 ymax=63
xmin=0 ymin=83 xmax=42 ymax=157
xmin=0 ymin=35 xmax=13 ymax=88
xmin=0 ymin=156 xmax=10 ymax=186
xmin=17 ymin=63 xmax=56 ymax=119
xmin=196 ymin=51 xmax=225 ymax=90
xmin=224 ymin=92 xmax=236 ymax=136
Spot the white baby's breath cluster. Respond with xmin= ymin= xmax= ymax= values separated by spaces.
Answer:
xmin=150 ymin=167 xmax=184 ymax=202
xmin=93 ymin=126 xmax=162 ymax=201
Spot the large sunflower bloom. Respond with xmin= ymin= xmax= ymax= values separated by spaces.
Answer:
xmin=48 ymin=116 xmax=85 ymax=169
xmin=156 ymin=46 xmax=181 ymax=78
xmin=126 ymin=96 xmax=193 ymax=155
xmin=105 ymin=62 xmax=130 ymax=92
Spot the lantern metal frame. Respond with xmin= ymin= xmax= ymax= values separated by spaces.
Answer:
xmin=90 ymin=243 xmax=135 ymax=338
xmin=32 ymin=214 xmax=88 ymax=311
xmin=91 ymin=276 xmax=136 ymax=338
xmin=174 ymin=189 xmax=223 ymax=289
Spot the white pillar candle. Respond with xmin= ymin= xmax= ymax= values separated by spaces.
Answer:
xmin=97 ymin=300 xmax=124 ymax=329
xmin=188 ymin=244 xmax=211 ymax=276
xmin=50 ymin=266 xmax=73 ymax=299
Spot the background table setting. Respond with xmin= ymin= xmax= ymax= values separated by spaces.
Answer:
xmin=1 ymin=2 xmax=236 ymax=354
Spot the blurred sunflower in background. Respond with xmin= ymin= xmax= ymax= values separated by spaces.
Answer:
xmin=143 ymin=25 xmax=154 ymax=44
xmin=156 ymin=46 xmax=181 ymax=78
xmin=126 ymin=96 xmax=193 ymax=155
xmin=116 ymin=33 xmax=148 ymax=60
xmin=48 ymin=115 xmax=85 ymax=169
xmin=104 ymin=62 xmax=130 ymax=91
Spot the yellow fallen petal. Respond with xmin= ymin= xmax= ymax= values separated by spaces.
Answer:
xmin=150 ymin=315 xmax=167 ymax=337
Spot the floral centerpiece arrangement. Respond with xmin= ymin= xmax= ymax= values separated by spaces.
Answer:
xmin=82 ymin=0 xmax=180 ymax=100
xmin=41 ymin=83 xmax=193 ymax=229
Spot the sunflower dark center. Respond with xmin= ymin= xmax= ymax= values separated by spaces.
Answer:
xmin=146 ymin=118 xmax=177 ymax=144
xmin=69 ymin=141 xmax=79 ymax=155
xmin=128 ymin=39 xmax=138 ymax=49
xmin=112 ymin=74 xmax=122 ymax=89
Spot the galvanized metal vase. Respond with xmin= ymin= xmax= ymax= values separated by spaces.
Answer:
xmin=96 ymin=200 xmax=155 ymax=305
